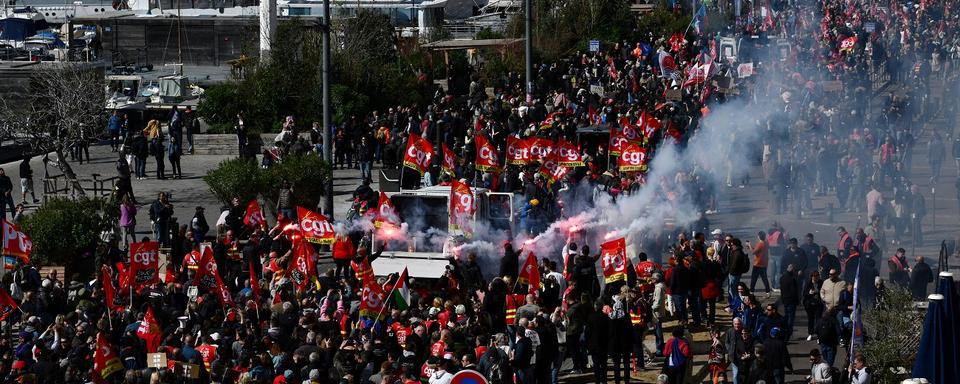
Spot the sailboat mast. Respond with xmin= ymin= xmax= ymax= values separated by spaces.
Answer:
xmin=177 ymin=0 xmax=183 ymax=75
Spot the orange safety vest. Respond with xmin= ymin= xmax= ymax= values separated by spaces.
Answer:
xmin=505 ymin=294 xmax=522 ymax=324
xmin=226 ymin=243 xmax=241 ymax=261
xmin=352 ymin=257 xmax=373 ymax=281
xmin=838 ymin=233 xmax=851 ymax=253
xmin=630 ymin=308 xmax=643 ymax=326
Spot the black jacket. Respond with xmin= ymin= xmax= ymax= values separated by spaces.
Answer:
xmin=499 ymin=249 xmax=519 ymax=280
xmin=779 ymin=272 xmax=801 ymax=306
xmin=512 ymin=336 xmax=533 ymax=369
xmin=729 ymin=248 xmax=749 ymax=275
xmin=585 ymin=310 xmax=612 ymax=354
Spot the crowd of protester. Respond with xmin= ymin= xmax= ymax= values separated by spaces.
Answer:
xmin=3 ymin=0 xmax=960 ymax=383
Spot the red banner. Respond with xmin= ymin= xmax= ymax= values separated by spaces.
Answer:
xmin=556 ymin=139 xmax=584 ymax=167
xmin=297 ymin=207 xmax=335 ymax=245
xmin=600 ymin=238 xmax=628 ymax=283
xmin=403 ymin=133 xmax=435 ymax=175
xmin=249 ymin=260 xmax=260 ymax=304
xmin=609 ymin=126 xmax=628 ymax=156
xmin=528 ymin=137 xmax=554 ymax=162
xmin=359 ymin=274 xmax=386 ymax=319
xmin=101 ymin=266 xmax=124 ymax=313
xmin=618 ymin=143 xmax=648 ymax=172
xmin=449 ymin=179 xmax=476 ymax=233
xmin=93 ymin=333 xmax=123 ymax=384
xmin=287 ymin=236 xmax=316 ymax=293
xmin=243 ymin=200 xmax=264 ymax=228
xmin=0 ymin=287 xmax=17 ymax=322
xmin=1 ymin=220 xmax=31 ymax=264
xmin=374 ymin=192 xmax=400 ymax=229
xmin=538 ymin=152 xmax=570 ymax=184
xmin=127 ymin=241 xmax=160 ymax=292
xmin=638 ymin=111 xmax=661 ymax=139
xmin=518 ymin=252 xmax=540 ymax=294
xmin=137 ymin=307 xmax=162 ymax=353
xmin=193 ymin=243 xmax=220 ymax=291
xmin=506 ymin=136 xmax=531 ymax=165
xmin=441 ymin=143 xmax=458 ymax=177
xmin=474 ymin=135 xmax=501 ymax=172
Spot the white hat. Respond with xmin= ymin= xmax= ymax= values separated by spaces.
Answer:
xmin=711 ymin=229 xmax=722 ymax=235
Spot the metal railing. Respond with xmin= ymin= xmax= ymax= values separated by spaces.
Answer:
xmin=42 ymin=174 xmax=118 ymax=202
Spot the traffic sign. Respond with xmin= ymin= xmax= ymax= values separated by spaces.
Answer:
xmin=589 ymin=40 xmax=600 ymax=53
xmin=451 ymin=369 xmax=489 ymax=384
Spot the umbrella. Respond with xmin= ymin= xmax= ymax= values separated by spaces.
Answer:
xmin=912 ymin=294 xmax=948 ymax=384
xmin=937 ymin=272 xmax=959 ymax=382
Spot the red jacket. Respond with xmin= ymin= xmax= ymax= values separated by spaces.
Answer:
xmin=333 ymin=237 xmax=355 ymax=260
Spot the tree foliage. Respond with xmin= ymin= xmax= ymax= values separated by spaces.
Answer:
xmin=506 ymin=0 xmax=637 ymax=63
xmin=0 ymin=64 xmax=106 ymax=195
xmin=861 ymin=286 xmax=925 ymax=383
xmin=204 ymin=155 xmax=332 ymax=213
xmin=198 ymin=12 xmax=431 ymax=132
xmin=19 ymin=197 xmax=117 ymax=279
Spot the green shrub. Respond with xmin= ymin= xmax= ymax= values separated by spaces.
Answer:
xmin=203 ymin=157 xmax=265 ymax=206
xmin=204 ymin=155 xmax=332 ymax=212
xmin=18 ymin=197 xmax=118 ymax=280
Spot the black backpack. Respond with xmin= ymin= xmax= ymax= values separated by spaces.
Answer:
xmin=486 ymin=349 xmax=508 ymax=384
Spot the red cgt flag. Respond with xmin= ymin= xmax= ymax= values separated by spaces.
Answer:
xmin=359 ymin=274 xmax=386 ymax=319
xmin=93 ymin=333 xmax=123 ymax=384
xmin=527 ymin=137 xmax=554 ymax=163
xmin=136 ymin=307 xmax=162 ymax=353
xmin=374 ymin=192 xmax=400 ymax=229
xmin=518 ymin=252 xmax=540 ymax=295
xmin=297 ymin=207 xmax=335 ymax=245
xmin=249 ymin=260 xmax=260 ymax=304
xmin=618 ymin=143 xmax=648 ymax=172
xmin=506 ymin=136 xmax=532 ymax=165
xmin=474 ymin=135 xmax=501 ymax=172
xmin=403 ymin=133 xmax=435 ymax=175
xmin=127 ymin=241 xmax=160 ymax=293
xmin=538 ymin=152 xmax=570 ymax=185
xmin=601 ymin=238 xmax=628 ymax=283
xmin=287 ymin=236 xmax=316 ymax=293
xmin=449 ymin=179 xmax=476 ymax=233
xmin=193 ymin=243 xmax=220 ymax=291
xmin=441 ymin=143 xmax=458 ymax=177
xmin=609 ymin=126 xmax=628 ymax=156
xmin=1 ymin=219 xmax=32 ymax=264
xmin=102 ymin=266 xmax=124 ymax=313
xmin=556 ymin=139 xmax=584 ymax=167
xmin=0 ymin=287 xmax=17 ymax=322
xmin=243 ymin=200 xmax=265 ymax=228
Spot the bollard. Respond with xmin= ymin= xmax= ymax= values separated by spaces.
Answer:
xmin=827 ymin=203 xmax=834 ymax=223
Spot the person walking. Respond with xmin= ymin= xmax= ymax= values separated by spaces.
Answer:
xmin=235 ymin=112 xmax=248 ymax=156
xmin=586 ymin=301 xmax=611 ymax=384
xmin=119 ymin=195 xmax=137 ymax=249
xmin=107 ymin=110 xmax=123 ymax=151
xmin=766 ymin=223 xmax=785 ymax=290
xmin=149 ymin=192 xmax=174 ymax=247
xmin=909 ymin=256 xmax=934 ymax=300
xmin=183 ymin=106 xmax=198 ymax=154
xmin=168 ymin=135 xmax=183 ymax=179
xmin=779 ymin=264 xmax=801 ymax=341
xmin=728 ymin=238 xmax=749 ymax=302
xmin=0 ymin=168 xmax=14 ymax=219
xmin=662 ymin=327 xmax=691 ymax=384
xmin=819 ymin=269 xmax=847 ymax=312
xmin=132 ymin=131 xmax=149 ymax=179
xmin=807 ymin=349 xmax=833 ymax=383
xmin=190 ymin=206 xmax=209 ymax=248
xmin=887 ymin=248 xmax=911 ymax=288
xmin=18 ymin=157 xmax=38 ymax=205
xmin=802 ymin=271 xmax=824 ymax=341
xmin=748 ymin=232 xmax=771 ymax=295
xmin=817 ymin=308 xmax=841 ymax=367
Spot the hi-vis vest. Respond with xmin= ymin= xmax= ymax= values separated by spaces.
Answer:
xmin=630 ymin=309 xmax=643 ymax=326
xmin=352 ymin=257 xmax=373 ymax=281
xmin=505 ymin=294 xmax=523 ymax=324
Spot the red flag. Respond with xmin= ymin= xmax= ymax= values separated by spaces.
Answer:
xmin=93 ymin=333 xmax=123 ymax=384
xmin=506 ymin=136 xmax=532 ymax=165
xmin=193 ymin=243 xmax=220 ymax=291
xmin=1 ymin=219 xmax=32 ymax=264
xmin=243 ymin=200 xmax=265 ymax=228
xmin=670 ymin=33 xmax=684 ymax=52
xmin=359 ymin=275 xmax=386 ymax=319
xmin=601 ymin=238 xmax=628 ymax=283
xmin=403 ymin=133 xmax=435 ymax=175
xmin=518 ymin=252 xmax=540 ymax=294
xmin=297 ymin=207 xmax=335 ymax=245
xmin=287 ymin=236 xmax=316 ymax=293
xmin=136 ymin=307 xmax=162 ymax=353
xmin=249 ymin=260 xmax=260 ymax=304
xmin=527 ymin=137 xmax=554 ymax=163
xmin=0 ymin=287 xmax=17 ymax=322
xmin=539 ymin=111 xmax=561 ymax=129
xmin=609 ymin=126 xmax=628 ymax=156
xmin=449 ymin=179 xmax=476 ymax=234
xmin=588 ymin=105 xmax=600 ymax=125
xmin=441 ymin=143 xmax=458 ymax=177
xmin=556 ymin=139 xmax=584 ymax=167
xmin=374 ymin=192 xmax=400 ymax=230
xmin=127 ymin=241 xmax=160 ymax=293
xmin=618 ymin=143 xmax=648 ymax=172
xmin=839 ymin=36 xmax=857 ymax=53
xmin=102 ymin=266 xmax=124 ymax=313
xmin=215 ymin=273 xmax=234 ymax=308
xmin=538 ymin=152 xmax=569 ymax=184
xmin=474 ymin=135 xmax=501 ymax=172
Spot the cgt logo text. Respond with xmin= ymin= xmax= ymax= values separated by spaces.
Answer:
xmin=132 ymin=250 xmax=158 ymax=266
xmin=621 ymin=150 xmax=645 ymax=165
xmin=479 ymin=146 xmax=498 ymax=161
xmin=301 ymin=218 xmax=334 ymax=235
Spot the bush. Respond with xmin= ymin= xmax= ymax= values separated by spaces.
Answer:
xmin=203 ymin=157 xmax=266 ymax=207
xmin=862 ymin=286 xmax=925 ymax=383
xmin=19 ymin=197 xmax=118 ymax=280
xmin=204 ymin=155 xmax=332 ymax=213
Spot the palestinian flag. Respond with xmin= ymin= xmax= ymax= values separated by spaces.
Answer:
xmin=392 ymin=267 xmax=411 ymax=310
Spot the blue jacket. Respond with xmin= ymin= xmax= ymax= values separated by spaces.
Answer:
xmin=108 ymin=115 xmax=122 ymax=133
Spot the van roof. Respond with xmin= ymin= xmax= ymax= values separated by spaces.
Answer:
xmin=390 ymin=185 xmax=491 ymax=197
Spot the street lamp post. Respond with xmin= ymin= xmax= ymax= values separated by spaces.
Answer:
xmin=524 ymin=0 xmax=533 ymax=102
xmin=322 ymin=0 xmax=334 ymax=217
